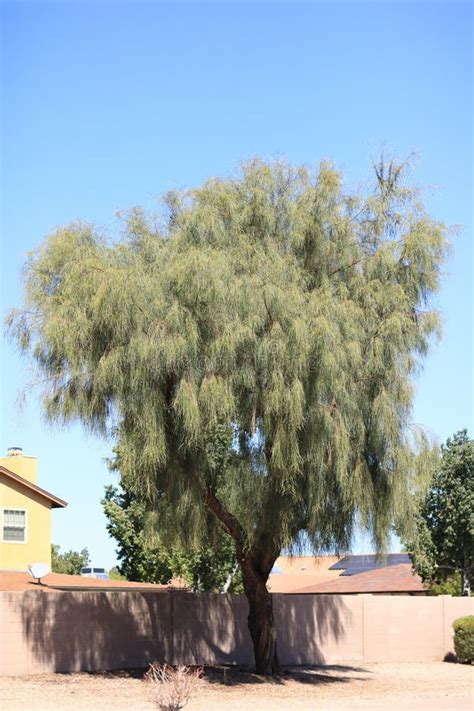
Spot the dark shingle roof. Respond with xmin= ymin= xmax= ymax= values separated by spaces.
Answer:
xmin=293 ymin=563 xmax=426 ymax=594
xmin=330 ymin=553 xmax=411 ymax=576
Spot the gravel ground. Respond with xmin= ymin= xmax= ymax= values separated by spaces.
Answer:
xmin=1 ymin=662 xmax=472 ymax=711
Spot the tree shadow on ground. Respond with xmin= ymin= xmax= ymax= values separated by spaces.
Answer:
xmin=83 ymin=667 xmax=148 ymax=678
xmin=201 ymin=663 xmax=372 ymax=687
xmin=76 ymin=663 xmax=372 ymax=688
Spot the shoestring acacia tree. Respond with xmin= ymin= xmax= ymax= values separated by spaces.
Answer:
xmin=8 ymin=157 xmax=447 ymax=674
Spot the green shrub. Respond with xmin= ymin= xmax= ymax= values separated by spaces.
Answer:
xmin=453 ymin=616 xmax=474 ymax=663
xmin=428 ymin=573 xmax=465 ymax=596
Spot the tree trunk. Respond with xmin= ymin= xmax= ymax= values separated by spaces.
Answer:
xmin=241 ymin=558 xmax=280 ymax=675
xmin=461 ymin=555 xmax=471 ymax=597
xmin=189 ymin=467 xmax=281 ymax=674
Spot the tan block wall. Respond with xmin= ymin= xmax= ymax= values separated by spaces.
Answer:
xmin=363 ymin=594 xmax=445 ymax=662
xmin=0 ymin=590 xmax=173 ymax=676
xmin=275 ymin=593 xmax=364 ymax=664
xmin=0 ymin=591 xmax=472 ymax=676
xmin=170 ymin=591 xmax=254 ymax=666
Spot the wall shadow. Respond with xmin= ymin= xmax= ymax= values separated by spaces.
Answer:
xmin=13 ymin=589 xmax=362 ymax=679
xmin=14 ymin=590 xmax=173 ymax=673
xmin=274 ymin=593 xmax=359 ymax=666
xmin=171 ymin=591 xmax=254 ymax=666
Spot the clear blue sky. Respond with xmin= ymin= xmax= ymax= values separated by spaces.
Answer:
xmin=1 ymin=1 xmax=472 ymax=569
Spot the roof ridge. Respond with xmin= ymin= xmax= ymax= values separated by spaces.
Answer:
xmin=0 ymin=465 xmax=67 ymax=508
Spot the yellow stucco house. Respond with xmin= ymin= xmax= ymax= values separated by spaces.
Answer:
xmin=0 ymin=448 xmax=67 ymax=571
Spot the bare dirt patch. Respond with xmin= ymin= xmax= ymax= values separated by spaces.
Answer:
xmin=1 ymin=662 xmax=472 ymax=711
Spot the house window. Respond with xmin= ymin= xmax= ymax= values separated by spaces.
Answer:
xmin=3 ymin=509 xmax=27 ymax=543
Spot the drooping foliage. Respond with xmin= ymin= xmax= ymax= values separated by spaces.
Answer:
xmin=8 ymin=157 xmax=445 ymax=557
xmin=8 ymin=156 xmax=448 ymax=671
xmin=405 ymin=430 xmax=474 ymax=596
xmin=102 ymin=483 xmax=242 ymax=592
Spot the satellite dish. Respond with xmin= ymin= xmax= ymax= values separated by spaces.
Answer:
xmin=28 ymin=563 xmax=50 ymax=585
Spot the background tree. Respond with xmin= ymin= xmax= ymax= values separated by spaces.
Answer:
xmin=51 ymin=544 xmax=90 ymax=575
xmin=8 ymin=156 xmax=447 ymax=673
xmin=405 ymin=430 xmax=473 ymax=596
xmin=428 ymin=574 xmax=464 ymax=597
xmin=102 ymin=483 xmax=242 ymax=592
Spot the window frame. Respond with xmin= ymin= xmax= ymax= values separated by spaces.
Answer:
xmin=2 ymin=508 xmax=28 ymax=545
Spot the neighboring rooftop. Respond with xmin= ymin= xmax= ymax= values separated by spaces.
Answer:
xmin=330 ymin=553 xmax=412 ymax=576
xmin=267 ymin=554 xmax=423 ymax=594
xmin=268 ymin=555 xmax=343 ymax=593
xmin=272 ymin=555 xmax=342 ymax=575
xmin=0 ymin=571 xmax=187 ymax=593
xmin=293 ymin=563 xmax=426 ymax=595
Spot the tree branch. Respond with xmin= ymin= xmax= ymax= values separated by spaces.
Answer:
xmin=188 ymin=468 xmax=246 ymax=553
